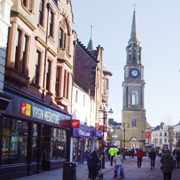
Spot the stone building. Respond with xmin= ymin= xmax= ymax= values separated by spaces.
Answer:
xmin=122 ymin=9 xmax=146 ymax=150
xmin=0 ymin=0 xmax=75 ymax=179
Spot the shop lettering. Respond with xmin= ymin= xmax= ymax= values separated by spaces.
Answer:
xmin=32 ymin=106 xmax=60 ymax=124
xmin=78 ymin=130 xmax=90 ymax=137
xmin=79 ymin=130 xmax=85 ymax=136
xmin=33 ymin=107 xmax=44 ymax=120
xmin=71 ymin=119 xmax=80 ymax=128
xmin=85 ymin=132 xmax=90 ymax=137
xmin=96 ymin=131 xmax=102 ymax=137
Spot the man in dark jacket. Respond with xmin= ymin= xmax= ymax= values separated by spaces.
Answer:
xmin=88 ymin=151 xmax=100 ymax=179
xmin=160 ymin=149 xmax=174 ymax=180
xmin=149 ymin=147 xmax=156 ymax=170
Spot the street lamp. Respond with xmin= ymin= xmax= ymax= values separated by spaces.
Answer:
xmin=121 ymin=123 xmax=130 ymax=149
xmin=99 ymin=104 xmax=113 ymax=169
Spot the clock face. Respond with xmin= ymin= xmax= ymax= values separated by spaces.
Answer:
xmin=130 ymin=69 xmax=139 ymax=78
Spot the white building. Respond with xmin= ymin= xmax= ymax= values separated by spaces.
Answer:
xmin=70 ymin=82 xmax=97 ymax=163
xmin=151 ymin=122 xmax=170 ymax=149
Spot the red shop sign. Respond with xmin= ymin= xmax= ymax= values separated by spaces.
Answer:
xmin=146 ymin=132 xmax=151 ymax=139
xmin=71 ymin=119 xmax=80 ymax=128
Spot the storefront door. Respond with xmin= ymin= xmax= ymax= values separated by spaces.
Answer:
xmin=77 ymin=139 xmax=84 ymax=164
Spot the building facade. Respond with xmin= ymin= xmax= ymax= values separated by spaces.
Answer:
xmin=0 ymin=0 xmax=75 ymax=179
xmin=122 ymin=10 xmax=146 ymax=150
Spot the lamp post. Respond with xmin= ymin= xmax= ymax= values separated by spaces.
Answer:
xmin=99 ymin=104 xmax=113 ymax=169
xmin=141 ymin=131 xmax=144 ymax=148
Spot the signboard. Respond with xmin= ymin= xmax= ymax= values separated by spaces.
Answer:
xmin=146 ymin=132 xmax=151 ymax=139
xmin=131 ymin=143 xmax=139 ymax=149
xmin=71 ymin=119 xmax=80 ymax=128
xmin=21 ymin=102 xmax=31 ymax=116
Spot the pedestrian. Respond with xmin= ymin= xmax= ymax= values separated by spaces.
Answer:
xmin=149 ymin=147 xmax=156 ymax=169
xmin=136 ymin=147 xmax=144 ymax=168
xmin=113 ymin=151 xmax=124 ymax=180
xmin=172 ymin=149 xmax=177 ymax=169
xmin=114 ymin=146 xmax=119 ymax=156
xmin=131 ymin=148 xmax=135 ymax=158
xmin=176 ymin=148 xmax=180 ymax=168
xmin=86 ymin=147 xmax=92 ymax=161
xmin=88 ymin=151 xmax=100 ymax=180
xmin=108 ymin=146 xmax=115 ymax=166
xmin=160 ymin=149 xmax=174 ymax=180
xmin=159 ymin=148 xmax=162 ymax=157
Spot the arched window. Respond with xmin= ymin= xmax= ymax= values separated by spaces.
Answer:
xmin=132 ymin=92 xmax=137 ymax=105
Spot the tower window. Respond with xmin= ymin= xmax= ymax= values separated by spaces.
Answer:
xmin=39 ymin=0 xmax=44 ymax=26
xmin=132 ymin=92 xmax=137 ymax=105
xmin=132 ymin=116 xmax=137 ymax=127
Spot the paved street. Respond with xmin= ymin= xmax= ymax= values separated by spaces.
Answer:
xmin=15 ymin=156 xmax=180 ymax=180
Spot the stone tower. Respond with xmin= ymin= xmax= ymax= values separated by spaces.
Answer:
xmin=122 ymin=9 xmax=146 ymax=150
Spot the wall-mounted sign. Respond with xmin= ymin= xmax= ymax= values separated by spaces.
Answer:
xmin=146 ymin=132 xmax=151 ymax=139
xmin=21 ymin=102 xmax=31 ymax=116
xmin=71 ymin=119 xmax=80 ymax=128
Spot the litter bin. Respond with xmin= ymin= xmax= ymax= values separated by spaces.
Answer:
xmin=63 ymin=162 xmax=76 ymax=180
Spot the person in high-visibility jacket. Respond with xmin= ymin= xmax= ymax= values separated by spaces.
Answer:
xmin=109 ymin=146 xmax=116 ymax=166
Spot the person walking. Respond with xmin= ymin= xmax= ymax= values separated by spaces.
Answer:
xmin=113 ymin=151 xmax=124 ymax=180
xmin=176 ymin=148 xmax=180 ymax=168
xmin=131 ymin=148 xmax=135 ymax=158
xmin=160 ymin=149 xmax=174 ymax=180
xmin=149 ymin=147 xmax=156 ymax=169
xmin=136 ymin=147 xmax=144 ymax=168
xmin=109 ymin=146 xmax=115 ymax=166
xmin=159 ymin=148 xmax=162 ymax=157
xmin=88 ymin=151 xmax=100 ymax=180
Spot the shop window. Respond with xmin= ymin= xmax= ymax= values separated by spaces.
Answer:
xmin=2 ymin=118 xmax=28 ymax=165
xmin=38 ymin=0 xmax=44 ymax=26
xmin=42 ymin=126 xmax=66 ymax=160
xmin=32 ymin=123 xmax=38 ymax=162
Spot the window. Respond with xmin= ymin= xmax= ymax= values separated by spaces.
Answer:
xmin=59 ymin=28 xmax=66 ymax=49
xmin=55 ymin=67 xmax=61 ymax=96
xmin=59 ymin=28 xmax=63 ymax=48
xmin=46 ymin=60 xmax=51 ymax=91
xmin=160 ymin=132 xmax=162 ymax=136
xmin=49 ymin=11 xmax=54 ymax=37
xmin=75 ymin=90 xmax=78 ymax=103
xmin=63 ymin=70 xmax=69 ymax=99
xmin=38 ymin=0 xmax=44 ymax=26
xmin=132 ymin=116 xmax=137 ymax=127
xmin=164 ymin=132 xmax=167 ymax=137
xmin=132 ymin=92 xmax=137 ymax=105
xmin=105 ymin=79 xmax=109 ymax=90
xmin=2 ymin=118 xmax=28 ymax=165
xmin=165 ymin=139 xmax=167 ymax=143
xmin=34 ymin=51 xmax=40 ymax=85
xmin=83 ymin=95 xmax=85 ymax=106
xmin=22 ymin=35 xmax=28 ymax=73
xmin=22 ymin=0 xmax=32 ymax=11
xmin=15 ymin=29 xmax=21 ymax=70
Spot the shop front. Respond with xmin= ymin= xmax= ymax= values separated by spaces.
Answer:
xmin=0 ymin=85 xmax=71 ymax=180
xmin=71 ymin=125 xmax=95 ymax=164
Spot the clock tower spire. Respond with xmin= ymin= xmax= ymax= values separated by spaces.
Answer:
xmin=122 ymin=9 xmax=146 ymax=150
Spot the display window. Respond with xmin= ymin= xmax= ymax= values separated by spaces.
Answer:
xmin=2 ymin=117 xmax=28 ymax=165
xmin=42 ymin=125 xmax=66 ymax=161
xmin=32 ymin=124 xmax=38 ymax=162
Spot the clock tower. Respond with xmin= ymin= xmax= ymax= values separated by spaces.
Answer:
xmin=122 ymin=9 xmax=146 ymax=150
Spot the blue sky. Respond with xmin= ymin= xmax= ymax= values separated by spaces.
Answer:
xmin=71 ymin=0 xmax=180 ymax=127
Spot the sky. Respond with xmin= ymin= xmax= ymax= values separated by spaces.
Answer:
xmin=71 ymin=0 xmax=180 ymax=127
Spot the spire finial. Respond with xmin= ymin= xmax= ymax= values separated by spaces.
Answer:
xmin=134 ymin=4 xmax=136 ymax=10
xmin=90 ymin=25 xmax=93 ymax=39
